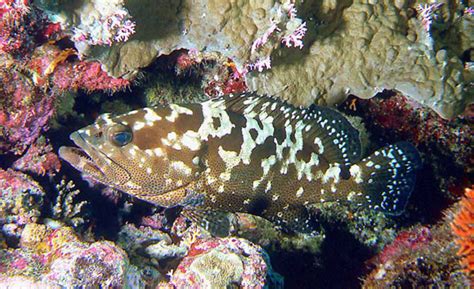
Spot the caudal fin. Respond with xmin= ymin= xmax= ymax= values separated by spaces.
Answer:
xmin=355 ymin=141 xmax=422 ymax=215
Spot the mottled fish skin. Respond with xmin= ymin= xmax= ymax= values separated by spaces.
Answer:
xmin=59 ymin=93 xmax=421 ymax=233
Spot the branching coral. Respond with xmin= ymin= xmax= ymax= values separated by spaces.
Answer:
xmin=52 ymin=179 xmax=88 ymax=229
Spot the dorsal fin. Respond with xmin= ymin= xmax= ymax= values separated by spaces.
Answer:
xmin=220 ymin=93 xmax=362 ymax=166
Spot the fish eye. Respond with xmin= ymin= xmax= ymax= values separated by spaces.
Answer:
xmin=108 ymin=124 xmax=133 ymax=147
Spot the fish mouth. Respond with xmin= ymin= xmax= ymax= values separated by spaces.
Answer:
xmin=59 ymin=131 xmax=109 ymax=181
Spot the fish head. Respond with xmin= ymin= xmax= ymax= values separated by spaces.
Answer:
xmin=59 ymin=113 xmax=144 ymax=193
xmin=59 ymin=108 xmax=204 ymax=200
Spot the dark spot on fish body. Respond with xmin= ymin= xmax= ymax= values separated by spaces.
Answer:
xmin=249 ymin=128 xmax=258 ymax=141
xmin=255 ymin=118 xmax=264 ymax=130
xmin=273 ymin=127 xmax=286 ymax=145
xmin=182 ymin=104 xmax=204 ymax=132
xmin=281 ymin=147 xmax=291 ymax=161
xmin=296 ymin=147 xmax=312 ymax=163
xmin=290 ymin=132 xmax=297 ymax=143
xmin=165 ymin=104 xmax=203 ymax=135
xmin=211 ymin=117 xmax=221 ymax=130
xmin=247 ymin=195 xmax=270 ymax=216
xmin=216 ymin=112 xmax=245 ymax=153
xmin=340 ymin=165 xmax=351 ymax=180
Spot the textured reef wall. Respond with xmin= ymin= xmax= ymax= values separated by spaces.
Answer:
xmin=36 ymin=0 xmax=473 ymax=118
xmin=0 ymin=0 xmax=473 ymax=288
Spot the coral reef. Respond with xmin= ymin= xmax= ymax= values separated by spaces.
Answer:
xmin=37 ymin=0 xmax=136 ymax=52
xmin=0 ymin=169 xmax=45 ymax=241
xmin=41 ymin=0 xmax=306 ymax=78
xmin=143 ymin=50 xmax=248 ymax=105
xmin=117 ymin=214 xmax=284 ymax=287
xmin=247 ymin=0 xmax=472 ymax=119
xmin=343 ymin=92 xmax=473 ymax=203
xmin=232 ymin=213 xmax=326 ymax=254
xmin=0 ymin=0 xmax=50 ymax=55
xmin=0 ymin=4 xmax=130 ymax=157
xmin=363 ymin=208 xmax=471 ymax=288
xmin=0 ymin=275 xmax=60 ymax=289
xmin=12 ymin=137 xmax=61 ymax=176
xmin=36 ymin=0 xmax=473 ymax=118
xmin=28 ymin=43 xmax=131 ymax=92
xmin=0 ymin=223 xmax=141 ymax=288
xmin=0 ymin=52 xmax=57 ymax=155
xmin=51 ymin=179 xmax=88 ymax=229
xmin=117 ymin=222 xmax=187 ymax=263
xmin=354 ymin=94 xmax=472 ymax=166
xmin=169 ymin=237 xmax=282 ymax=289
xmin=0 ymin=1 xmax=472 ymax=288
xmin=309 ymin=202 xmax=398 ymax=251
xmin=0 ymin=216 xmax=281 ymax=288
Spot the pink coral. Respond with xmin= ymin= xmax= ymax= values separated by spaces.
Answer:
xmin=281 ymin=22 xmax=307 ymax=49
xmin=12 ymin=139 xmax=61 ymax=176
xmin=416 ymin=3 xmax=443 ymax=32
xmin=247 ymin=56 xmax=272 ymax=72
xmin=71 ymin=4 xmax=136 ymax=46
xmin=45 ymin=240 xmax=129 ymax=287
xmin=52 ymin=60 xmax=131 ymax=92
xmin=1 ymin=225 xmax=134 ymax=288
xmin=247 ymin=3 xmax=307 ymax=72
xmin=0 ymin=53 xmax=56 ymax=154
xmin=251 ymin=23 xmax=279 ymax=54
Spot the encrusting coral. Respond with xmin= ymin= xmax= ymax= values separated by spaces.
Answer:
xmin=37 ymin=0 xmax=473 ymax=118
xmin=247 ymin=0 xmax=473 ymax=119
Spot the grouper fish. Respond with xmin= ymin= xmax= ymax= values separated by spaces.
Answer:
xmin=59 ymin=93 xmax=421 ymax=235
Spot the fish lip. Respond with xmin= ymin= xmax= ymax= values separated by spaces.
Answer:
xmin=59 ymin=131 xmax=106 ymax=179
xmin=69 ymin=130 xmax=86 ymax=147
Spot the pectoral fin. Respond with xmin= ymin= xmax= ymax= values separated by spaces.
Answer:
xmin=140 ymin=181 xmax=200 ymax=208
xmin=181 ymin=209 xmax=236 ymax=237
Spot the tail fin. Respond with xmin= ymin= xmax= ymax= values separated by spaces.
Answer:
xmin=355 ymin=141 xmax=422 ymax=215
